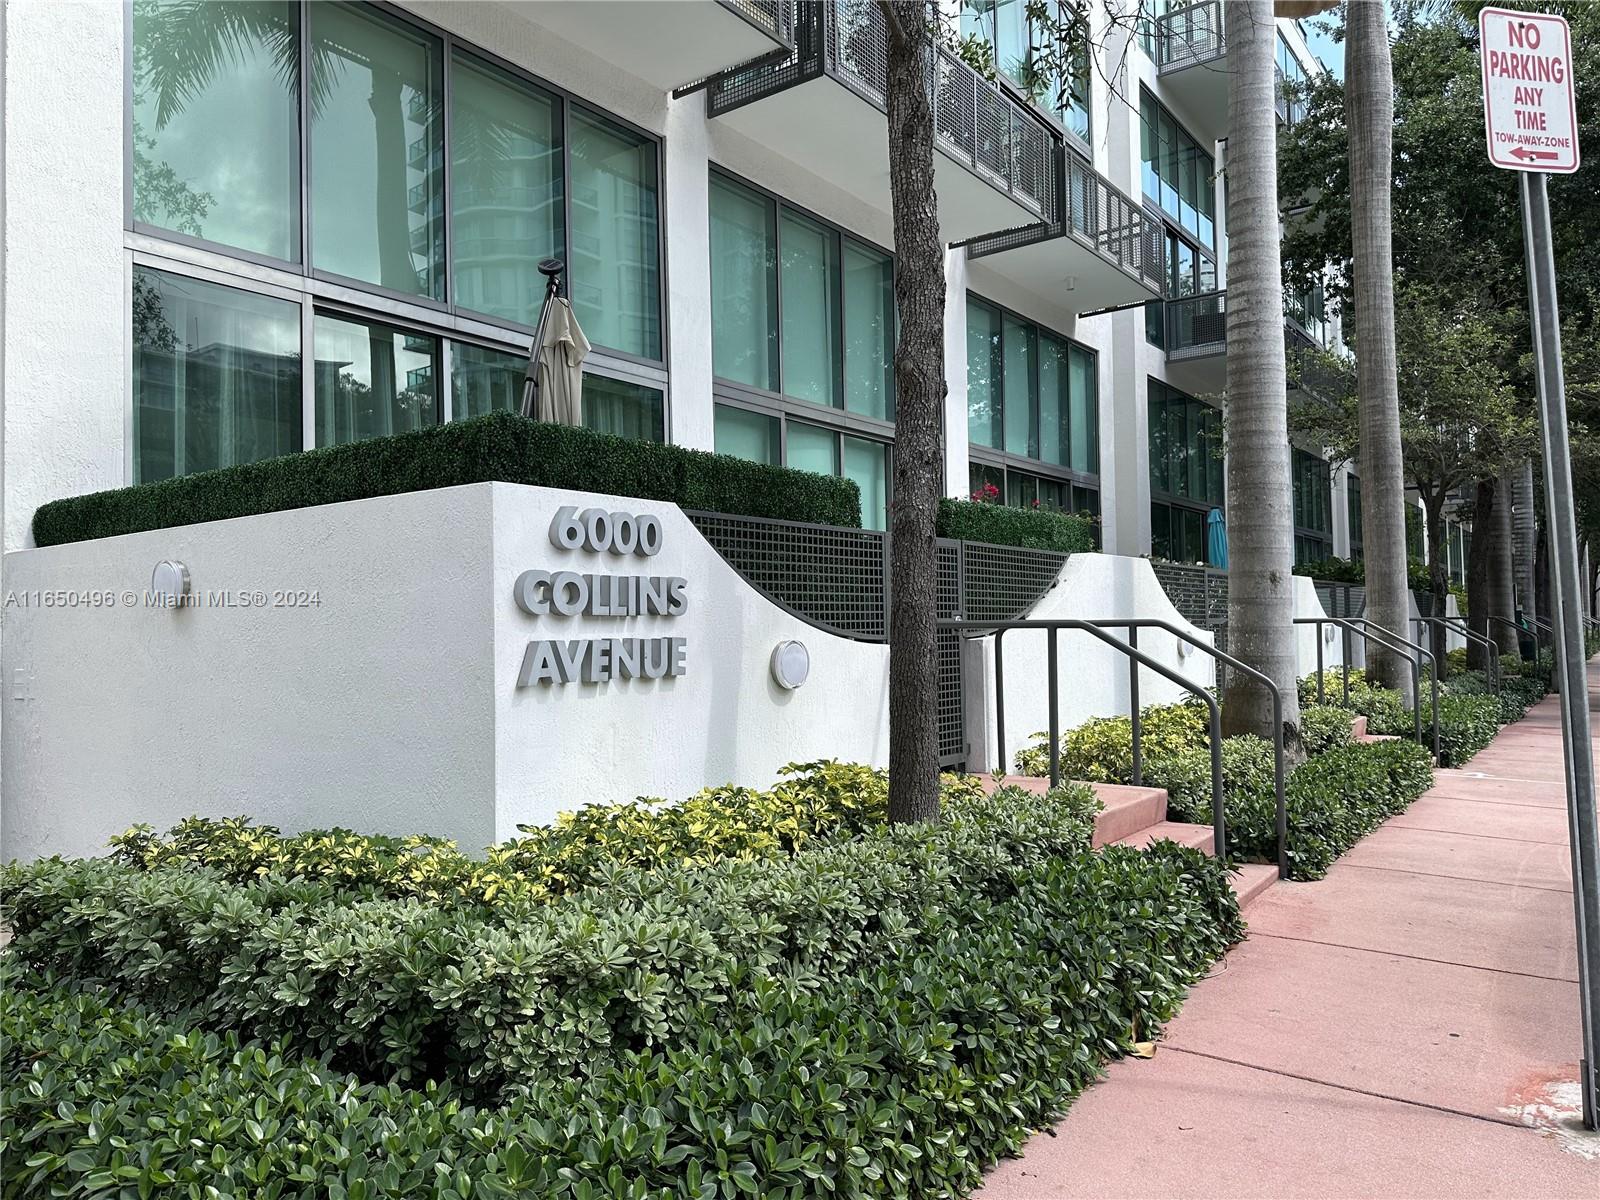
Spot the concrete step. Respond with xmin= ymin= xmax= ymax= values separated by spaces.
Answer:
xmin=1357 ymin=732 xmax=1401 ymax=743
xmin=980 ymin=775 xmax=1167 ymax=847
xmin=1114 ymin=821 xmax=1214 ymax=854
xmin=1231 ymin=863 xmax=1279 ymax=909
xmin=1351 ymin=715 xmax=1368 ymax=738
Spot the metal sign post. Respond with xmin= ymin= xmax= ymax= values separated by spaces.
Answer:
xmin=1480 ymin=6 xmax=1598 ymax=1129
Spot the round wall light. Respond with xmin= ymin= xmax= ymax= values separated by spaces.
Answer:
xmin=770 ymin=640 xmax=810 ymax=690
xmin=151 ymin=560 xmax=191 ymax=604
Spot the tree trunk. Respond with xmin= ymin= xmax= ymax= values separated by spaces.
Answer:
xmin=1466 ymin=478 xmax=1497 ymax=670
xmin=1513 ymin=460 xmax=1538 ymax=626
xmin=1346 ymin=0 xmax=1411 ymax=699
xmin=1493 ymin=470 xmax=1518 ymax=646
xmin=1419 ymin=486 xmax=1450 ymax=672
xmin=1221 ymin=1 xmax=1301 ymax=746
xmin=883 ymin=2 xmax=943 ymax=824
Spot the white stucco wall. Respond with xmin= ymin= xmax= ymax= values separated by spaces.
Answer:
xmin=2 ymin=483 xmax=891 ymax=860
xmin=3 ymin=0 xmax=127 ymax=552
xmin=962 ymin=554 xmax=1216 ymax=775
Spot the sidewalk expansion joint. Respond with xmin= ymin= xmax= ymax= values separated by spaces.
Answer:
xmin=1416 ymin=792 xmax=1573 ymax=812
xmin=1385 ymin=825 xmax=1570 ymax=847
xmin=1248 ymin=931 xmax=1579 ymax=984
xmin=1165 ymin=1046 xmax=1537 ymax=1133
xmin=1336 ymin=861 xmax=1574 ymax=895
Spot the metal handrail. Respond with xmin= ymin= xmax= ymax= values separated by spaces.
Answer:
xmin=1412 ymin=616 xmax=1500 ymax=692
xmin=1487 ymin=614 xmax=1542 ymax=664
xmin=1099 ymin=618 xmax=1288 ymax=878
xmin=1294 ymin=617 xmax=1441 ymax=762
xmin=944 ymin=617 xmax=1226 ymax=859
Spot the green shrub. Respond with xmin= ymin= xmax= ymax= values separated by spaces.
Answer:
xmin=1446 ymin=646 xmax=1470 ymax=674
xmin=1292 ymin=555 xmax=1364 ymax=583
xmin=936 ymin=497 xmax=1097 ymax=553
xmin=31 ymin=412 xmax=862 ymax=546
xmin=1276 ymin=739 xmax=1435 ymax=878
xmin=1016 ymin=701 xmax=1208 ymax=779
xmin=102 ymin=762 xmax=969 ymax=906
xmin=3 ymin=790 xmax=1241 ymax=1199
xmin=1299 ymin=704 xmax=1356 ymax=756
xmin=1426 ymin=691 xmax=1501 ymax=765
xmin=1298 ymin=667 xmax=1410 ymax=735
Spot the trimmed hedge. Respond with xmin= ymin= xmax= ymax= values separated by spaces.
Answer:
xmin=936 ymin=497 xmax=1097 ymax=554
xmin=3 ymin=788 xmax=1242 ymax=1198
xmin=103 ymin=761 xmax=931 ymax=907
xmin=31 ymin=412 xmax=862 ymax=546
xmin=1015 ymin=702 xmax=1207 ymax=779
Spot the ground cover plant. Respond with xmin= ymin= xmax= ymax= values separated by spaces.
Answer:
xmin=1 ymin=772 xmax=1244 ymax=1199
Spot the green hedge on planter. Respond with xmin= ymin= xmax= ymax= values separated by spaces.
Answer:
xmin=936 ymin=498 xmax=1097 ymax=554
xmin=32 ymin=412 xmax=862 ymax=546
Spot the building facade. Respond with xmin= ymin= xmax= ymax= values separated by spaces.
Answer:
xmin=1 ymin=0 xmax=1352 ymax=564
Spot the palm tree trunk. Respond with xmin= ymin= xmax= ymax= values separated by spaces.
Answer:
xmin=1346 ymin=0 xmax=1411 ymax=700
xmin=883 ymin=1 xmax=943 ymax=824
xmin=1420 ymin=485 xmax=1450 ymax=670
xmin=1222 ymin=0 xmax=1300 ymax=745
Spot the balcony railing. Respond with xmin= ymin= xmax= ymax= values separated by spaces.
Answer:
xmin=1157 ymin=1 xmax=1225 ymax=72
xmin=720 ymin=0 xmax=794 ymax=43
xmin=1166 ymin=289 xmax=1330 ymax=361
xmin=707 ymin=0 xmax=1057 ymax=222
xmin=1166 ymin=290 xmax=1229 ymax=359
xmin=962 ymin=154 xmax=1166 ymax=296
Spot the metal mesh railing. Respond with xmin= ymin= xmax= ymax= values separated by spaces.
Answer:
xmin=1151 ymin=561 xmax=1230 ymax=631
xmin=707 ymin=0 xmax=1056 ymax=221
xmin=936 ymin=541 xmax=966 ymax=766
xmin=960 ymin=541 xmax=1069 ymax=623
xmin=964 ymin=154 xmax=1164 ymax=298
xmin=721 ymin=0 xmax=793 ymax=42
xmin=688 ymin=511 xmax=888 ymax=640
xmin=1167 ymin=291 xmax=1229 ymax=359
xmin=1157 ymin=1 xmax=1225 ymax=71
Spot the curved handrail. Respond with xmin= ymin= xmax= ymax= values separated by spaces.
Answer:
xmin=1097 ymin=618 xmax=1289 ymax=879
xmin=948 ymin=618 xmax=1227 ymax=859
xmin=1413 ymin=615 xmax=1501 ymax=692
xmin=1294 ymin=616 xmax=1442 ymax=762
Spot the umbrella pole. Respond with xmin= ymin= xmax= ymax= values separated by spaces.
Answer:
xmin=520 ymin=258 xmax=566 ymax=419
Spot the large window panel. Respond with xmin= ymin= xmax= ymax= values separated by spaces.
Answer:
xmin=450 ymin=341 xmax=521 ymax=419
xmin=132 ymin=0 xmax=300 ymax=260
xmin=450 ymin=51 xmax=562 ymax=326
xmin=842 ymin=240 xmax=894 ymax=420
xmin=709 ymin=175 xmax=778 ymax=391
xmin=843 ymin=435 xmax=889 ymax=531
xmin=310 ymin=2 xmax=444 ymax=299
xmin=779 ymin=211 xmax=841 ymax=407
xmin=314 ymin=312 xmax=439 ymax=446
xmin=133 ymin=267 xmax=302 ymax=483
xmin=1002 ymin=315 xmax=1037 ymax=459
xmin=569 ymin=108 xmax=660 ymax=359
xmin=787 ymin=420 xmax=839 ymax=477
xmin=1069 ymin=344 xmax=1096 ymax=474
xmin=1038 ymin=336 xmax=1066 ymax=468
xmin=714 ymin=403 xmax=780 ymax=464
xmin=584 ymin=374 xmax=663 ymax=442
xmin=966 ymin=300 xmax=1002 ymax=450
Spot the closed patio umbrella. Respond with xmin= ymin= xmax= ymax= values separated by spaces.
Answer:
xmin=519 ymin=258 xmax=587 ymax=425
xmin=1206 ymin=507 xmax=1229 ymax=569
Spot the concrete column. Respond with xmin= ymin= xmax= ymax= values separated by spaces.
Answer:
xmin=662 ymin=93 xmax=715 ymax=452
xmin=942 ymin=248 xmax=971 ymax=499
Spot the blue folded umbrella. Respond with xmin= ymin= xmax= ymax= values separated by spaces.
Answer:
xmin=1206 ymin=507 xmax=1228 ymax=569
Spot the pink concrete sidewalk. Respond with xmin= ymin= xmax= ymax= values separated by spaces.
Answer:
xmin=978 ymin=667 xmax=1600 ymax=1199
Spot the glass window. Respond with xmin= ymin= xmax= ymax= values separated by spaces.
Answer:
xmin=583 ymin=374 xmax=663 ymax=442
xmin=843 ymin=435 xmax=889 ymax=531
xmin=133 ymin=267 xmax=302 ymax=483
xmin=843 ymin=240 xmax=894 ymax=420
xmin=1038 ymin=336 xmax=1067 ymax=468
xmin=966 ymin=300 xmax=1002 ymax=450
xmin=969 ymin=461 xmax=1005 ymax=500
xmin=451 ymin=341 xmax=523 ymax=420
xmin=786 ymin=420 xmax=838 ymax=477
xmin=314 ymin=312 xmax=438 ymax=446
xmin=132 ymin=0 xmax=300 ymax=260
xmin=1140 ymin=87 xmax=1214 ymax=250
xmin=310 ymin=2 xmax=443 ymax=299
xmin=1002 ymin=315 xmax=1037 ymax=459
xmin=450 ymin=51 xmax=561 ymax=326
xmin=714 ymin=403 xmax=780 ymax=464
xmin=710 ymin=175 xmax=778 ymax=391
xmin=1070 ymin=345 xmax=1096 ymax=474
xmin=568 ymin=107 xmax=660 ymax=359
xmin=780 ymin=210 xmax=840 ymax=407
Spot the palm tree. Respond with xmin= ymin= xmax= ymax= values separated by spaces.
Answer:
xmin=1345 ymin=0 xmax=1413 ymax=698
xmin=1222 ymin=0 xmax=1302 ymax=744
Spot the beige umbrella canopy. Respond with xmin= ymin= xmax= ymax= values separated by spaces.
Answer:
xmin=519 ymin=258 xmax=587 ymax=425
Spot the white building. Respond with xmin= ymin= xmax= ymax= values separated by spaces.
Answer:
xmin=1 ymin=0 xmax=1348 ymax=562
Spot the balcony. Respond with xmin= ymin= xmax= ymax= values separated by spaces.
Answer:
xmin=1155 ymin=1 xmax=1227 ymax=141
xmin=960 ymin=154 xmax=1166 ymax=312
xmin=705 ymin=0 xmax=1058 ymax=243
xmin=513 ymin=1 xmax=793 ymax=92
xmin=1163 ymin=290 xmax=1322 ymax=395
